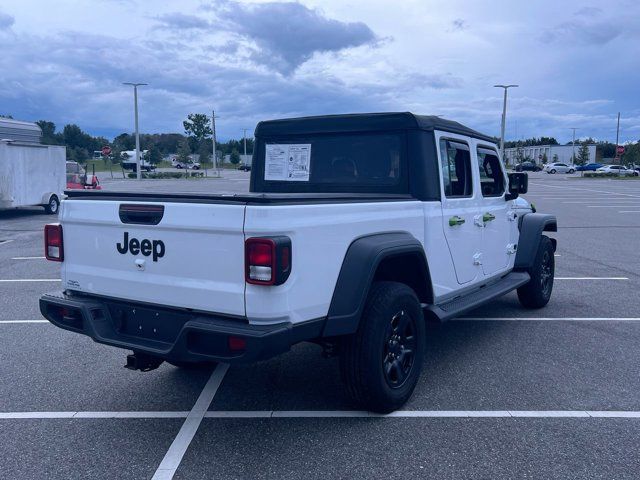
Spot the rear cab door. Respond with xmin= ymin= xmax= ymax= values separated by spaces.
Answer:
xmin=435 ymin=132 xmax=482 ymax=285
xmin=472 ymin=141 xmax=513 ymax=276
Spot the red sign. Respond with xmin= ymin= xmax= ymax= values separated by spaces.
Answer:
xmin=101 ymin=146 xmax=112 ymax=156
xmin=616 ymin=145 xmax=625 ymax=155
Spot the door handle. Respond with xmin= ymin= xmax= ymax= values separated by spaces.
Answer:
xmin=482 ymin=213 xmax=496 ymax=223
xmin=449 ymin=216 xmax=465 ymax=226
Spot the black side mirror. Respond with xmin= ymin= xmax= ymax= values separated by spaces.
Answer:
xmin=505 ymin=172 xmax=528 ymax=200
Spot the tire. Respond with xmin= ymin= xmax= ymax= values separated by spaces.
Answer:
xmin=568 ymin=169 xmax=575 ymax=174
xmin=166 ymin=360 xmax=217 ymax=370
xmin=44 ymin=195 xmax=59 ymax=215
xmin=340 ymin=281 xmax=426 ymax=413
xmin=550 ymin=169 xmax=556 ymax=174
xmin=517 ymin=236 xmax=555 ymax=309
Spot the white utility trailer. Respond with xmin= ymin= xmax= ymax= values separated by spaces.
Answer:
xmin=0 ymin=119 xmax=66 ymax=214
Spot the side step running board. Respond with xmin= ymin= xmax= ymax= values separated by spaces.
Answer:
xmin=426 ymin=271 xmax=530 ymax=321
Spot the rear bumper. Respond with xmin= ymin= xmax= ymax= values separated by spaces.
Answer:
xmin=39 ymin=292 xmax=324 ymax=364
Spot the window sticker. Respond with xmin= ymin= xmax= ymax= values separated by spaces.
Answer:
xmin=265 ymin=144 xmax=311 ymax=181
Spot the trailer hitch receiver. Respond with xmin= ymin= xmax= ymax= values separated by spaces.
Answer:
xmin=125 ymin=352 xmax=164 ymax=372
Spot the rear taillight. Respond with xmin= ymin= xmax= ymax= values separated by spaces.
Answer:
xmin=245 ymin=236 xmax=292 ymax=285
xmin=44 ymin=223 xmax=64 ymax=262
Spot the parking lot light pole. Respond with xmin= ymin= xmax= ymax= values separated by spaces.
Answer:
xmin=570 ymin=128 xmax=578 ymax=165
xmin=494 ymin=84 xmax=518 ymax=163
xmin=123 ymin=82 xmax=148 ymax=180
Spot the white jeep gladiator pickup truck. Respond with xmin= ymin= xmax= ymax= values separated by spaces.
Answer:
xmin=40 ymin=113 xmax=556 ymax=412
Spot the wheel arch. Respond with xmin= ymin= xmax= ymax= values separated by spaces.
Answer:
xmin=514 ymin=213 xmax=557 ymax=270
xmin=323 ymin=232 xmax=433 ymax=337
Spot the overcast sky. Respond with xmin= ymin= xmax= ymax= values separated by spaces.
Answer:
xmin=1 ymin=0 xmax=639 ymax=142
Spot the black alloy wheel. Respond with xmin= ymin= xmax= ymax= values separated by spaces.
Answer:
xmin=383 ymin=309 xmax=417 ymax=388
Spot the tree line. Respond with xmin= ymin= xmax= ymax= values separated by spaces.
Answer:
xmin=30 ymin=114 xmax=254 ymax=166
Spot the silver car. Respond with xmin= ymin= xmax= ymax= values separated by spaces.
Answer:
xmin=596 ymin=165 xmax=638 ymax=176
xmin=544 ymin=162 xmax=575 ymax=174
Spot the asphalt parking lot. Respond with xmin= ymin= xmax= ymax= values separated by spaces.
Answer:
xmin=1 ymin=173 xmax=639 ymax=479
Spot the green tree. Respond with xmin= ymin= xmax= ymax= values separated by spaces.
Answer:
xmin=183 ymin=113 xmax=212 ymax=147
xmin=36 ymin=120 xmax=61 ymax=145
xmin=177 ymin=140 xmax=191 ymax=162
xmin=576 ymin=143 xmax=590 ymax=165
xmin=0 ymin=114 xmax=13 ymax=119
xmin=230 ymin=149 xmax=241 ymax=164
xmin=146 ymin=145 xmax=162 ymax=165
xmin=197 ymin=142 xmax=211 ymax=166
xmin=541 ymin=152 xmax=548 ymax=165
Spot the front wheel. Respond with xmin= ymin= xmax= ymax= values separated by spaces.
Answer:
xmin=517 ymin=236 xmax=555 ymax=309
xmin=568 ymin=169 xmax=575 ymax=174
xmin=340 ymin=281 xmax=425 ymax=413
xmin=549 ymin=169 xmax=556 ymax=174
xmin=44 ymin=195 xmax=59 ymax=214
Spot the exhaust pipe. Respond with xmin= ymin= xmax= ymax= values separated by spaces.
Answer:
xmin=125 ymin=352 xmax=164 ymax=372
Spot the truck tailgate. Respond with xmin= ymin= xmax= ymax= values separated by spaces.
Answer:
xmin=60 ymin=199 xmax=246 ymax=317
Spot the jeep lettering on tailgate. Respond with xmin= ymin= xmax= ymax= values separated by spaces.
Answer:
xmin=116 ymin=231 xmax=165 ymax=262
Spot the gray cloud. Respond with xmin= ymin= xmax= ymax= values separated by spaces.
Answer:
xmin=209 ymin=1 xmax=377 ymax=73
xmin=155 ymin=13 xmax=210 ymax=30
xmin=450 ymin=18 xmax=467 ymax=31
xmin=542 ymin=8 xmax=627 ymax=45
xmin=0 ymin=10 xmax=15 ymax=29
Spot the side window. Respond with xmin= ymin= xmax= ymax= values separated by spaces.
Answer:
xmin=439 ymin=139 xmax=472 ymax=198
xmin=476 ymin=147 xmax=505 ymax=197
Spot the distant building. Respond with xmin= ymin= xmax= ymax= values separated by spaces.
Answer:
xmin=504 ymin=144 xmax=596 ymax=165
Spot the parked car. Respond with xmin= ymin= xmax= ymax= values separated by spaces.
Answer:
xmin=172 ymin=159 xmax=200 ymax=169
xmin=544 ymin=162 xmax=575 ymax=174
xmin=237 ymin=164 xmax=252 ymax=171
xmin=40 ymin=112 xmax=556 ymax=413
xmin=514 ymin=161 xmax=541 ymax=172
xmin=575 ymin=163 xmax=603 ymax=171
xmin=596 ymin=165 xmax=638 ymax=176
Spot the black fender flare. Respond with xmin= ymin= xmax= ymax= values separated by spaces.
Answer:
xmin=322 ymin=232 xmax=432 ymax=337
xmin=514 ymin=213 xmax=557 ymax=270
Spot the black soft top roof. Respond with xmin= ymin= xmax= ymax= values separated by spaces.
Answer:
xmin=255 ymin=112 xmax=496 ymax=143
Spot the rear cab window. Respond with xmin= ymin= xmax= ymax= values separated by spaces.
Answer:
xmin=254 ymin=132 xmax=408 ymax=194
xmin=439 ymin=138 xmax=473 ymax=198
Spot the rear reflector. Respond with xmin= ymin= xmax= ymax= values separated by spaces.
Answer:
xmin=245 ymin=236 xmax=292 ymax=286
xmin=44 ymin=223 xmax=64 ymax=262
xmin=228 ymin=336 xmax=247 ymax=351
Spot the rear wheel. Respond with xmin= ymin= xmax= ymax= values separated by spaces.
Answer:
xmin=568 ymin=169 xmax=575 ymax=174
xmin=44 ymin=195 xmax=59 ymax=214
xmin=340 ymin=281 xmax=425 ymax=413
xmin=517 ymin=236 xmax=554 ymax=309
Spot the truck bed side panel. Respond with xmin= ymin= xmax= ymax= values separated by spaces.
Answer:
xmin=244 ymin=201 xmax=425 ymax=325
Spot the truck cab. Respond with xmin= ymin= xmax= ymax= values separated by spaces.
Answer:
xmin=40 ymin=112 xmax=556 ymax=412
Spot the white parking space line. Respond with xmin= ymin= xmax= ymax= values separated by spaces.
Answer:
xmin=151 ymin=363 xmax=230 ymax=480
xmin=460 ymin=317 xmax=640 ymax=321
xmin=529 ymin=183 xmax=640 ymax=198
xmin=11 ymin=256 xmax=45 ymax=260
xmin=0 ymin=320 xmax=48 ymax=324
xmin=619 ymin=211 xmax=640 ymax=213
xmin=2 ymin=410 xmax=640 ymax=419
xmin=0 ymin=279 xmax=60 ymax=283
xmin=555 ymin=277 xmax=628 ymax=280
xmin=0 ymin=240 xmax=14 ymax=246
xmin=0 ymin=411 xmax=189 ymax=419
xmin=587 ymin=205 xmax=640 ymax=208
